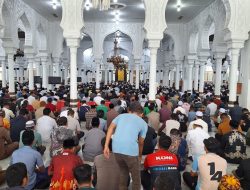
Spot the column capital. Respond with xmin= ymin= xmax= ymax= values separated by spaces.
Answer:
xmin=66 ymin=38 xmax=80 ymax=48
xmin=53 ymin=57 xmax=60 ymax=63
xmin=148 ymin=40 xmax=161 ymax=50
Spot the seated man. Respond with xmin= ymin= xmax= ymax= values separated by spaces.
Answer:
xmin=141 ymin=134 xmax=181 ymax=190
xmin=215 ymin=113 xmax=231 ymax=142
xmin=0 ymin=117 xmax=19 ymax=160
xmin=183 ymin=137 xmax=227 ymax=190
xmin=5 ymin=163 xmax=28 ymax=189
xmin=221 ymin=120 xmax=247 ymax=164
xmin=82 ymin=117 xmax=106 ymax=162
xmin=186 ymin=120 xmax=210 ymax=159
xmin=19 ymin=120 xmax=44 ymax=154
xmin=188 ymin=111 xmax=208 ymax=133
xmin=93 ymin=138 xmax=120 ymax=190
xmin=233 ymin=158 xmax=250 ymax=190
xmin=11 ymin=130 xmax=49 ymax=190
xmin=73 ymin=164 xmax=95 ymax=190
xmin=49 ymin=138 xmax=83 ymax=190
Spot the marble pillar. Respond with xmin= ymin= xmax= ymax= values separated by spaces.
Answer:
xmin=27 ymin=57 xmax=34 ymax=90
xmin=187 ymin=63 xmax=193 ymax=92
xmin=199 ymin=63 xmax=206 ymax=94
xmin=95 ymin=60 xmax=101 ymax=89
xmin=149 ymin=48 xmax=157 ymax=101
xmin=7 ymin=53 xmax=15 ymax=97
xmin=229 ymin=49 xmax=240 ymax=105
xmin=175 ymin=62 xmax=181 ymax=90
xmin=215 ymin=58 xmax=223 ymax=97
xmin=1 ymin=59 xmax=6 ymax=88
xmin=194 ymin=62 xmax=200 ymax=92
xmin=135 ymin=62 xmax=140 ymax=89
xmin=69 ymin=44 xmax=78 ymax=107
xmin=41 ymin=58 xmax=48 ymax=89
xmin=104 ymin=68 xmax=108 ymax=85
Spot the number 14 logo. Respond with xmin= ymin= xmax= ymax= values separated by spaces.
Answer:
xmin=208 ymin=162 xmax=223 ymax=182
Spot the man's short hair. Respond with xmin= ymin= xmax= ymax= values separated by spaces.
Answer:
xmin=91 ymin=117 xmax=100 ymax=127
xmin=129 ymin=102 xmax=143 ymax=114
xmin=159 ymin=134 xmax=172 ymax=150
xmin=100 ymin=100 xmax=105 ymax=105
xmin=6 ymin=163 xmax=27 ymax=188
xmin=43 ymin=108 xmax=51 ymax=115
xmin=22 ymin=130 xmax=34 ymax=146
xmin=230 ymin=120 xmax=239 ymax=129
xmin=73 ymin=164 xmax=92 ymax=185
xmin=57 ymin=116 xmax=67 ymax=126
xmin=109 ymin=103 xmax=114 ymax=109
xmin=97 ymin=110 xmax=104 ymax=119
xmin=148 ymin=103 xmax=155 ymax=111
xmin=154 ymin=173 xmax=175 ymax=190
xmin=19 ymin=109 xmax=28 ymax=116
xmin=63 ymin=138 xmax=75 ymax=149
xmin=67 ymin=108 xmax=75 ymax=116
xmin=47 ymin=97 xmax=52 ymax=103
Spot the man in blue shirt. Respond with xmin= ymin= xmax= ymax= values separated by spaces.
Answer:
xmin=104 ymin=101 xmax=148 ymax=190
xmin=11 ymin=130 xmax=47 ymax=190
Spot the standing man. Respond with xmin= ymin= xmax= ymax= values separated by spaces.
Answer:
xmin=104 ymin=102 xmax=148 ymax=190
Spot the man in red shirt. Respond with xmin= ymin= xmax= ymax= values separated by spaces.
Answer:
xmin=48 ymin=139 xmax=83 ymax=190
xmin=46 ymin=98 xmax=56 ymax=113
xmin=56 ymin=96 xmax=65 ymax=113
xmin=142 ymin=134 xmax=181 ymax=190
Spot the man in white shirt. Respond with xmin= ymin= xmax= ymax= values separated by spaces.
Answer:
xmin=36 ymin=108 xmax=57 ymax=167
xmin=67 ymin=108 xmax=84 ymax=139
xmin=188 ymin=111 xmax=208 ymax=133
xmin=173 ymin=101 xmax=186 ymax=115
xmin=27 ymin=92 xmax=36 ymax=105
xmin=2 ymin=103 xmax=15 ymax=121
xmin=207 ymin=99 xmax=217 ymax=116
xmin=94 ymin=93 xmax=104 ymax=106
xmin=186 ymin=120 xmax=210 ymax=158
xmin=155 ymin=95 xmax=162 ymax=111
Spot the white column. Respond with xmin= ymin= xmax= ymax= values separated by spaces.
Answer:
xmin=36 ymin=59 xmax=41 ymax=76
xmin=64 ymin=65 xmax=68 ymax=85
xmin=7 ymin=53 xmax=15 ymax=97
xmin=53 ymin=58 xmax=61 ymax=77
xmin=135 ymin=61 xmax=140 ymax=89
xmin=175 ymin=62 xmax=181 ymax=90
xmin=199 ymin=62 xmax=206 ymax=94
xmin=130 ymin=67 xmax=134 ymax=85
xmin=95 ymin=60 xmax=101 ymax=89
xmin=149 ymin=47 xmax=158 ymax=101
xmin=27 ymin=58 xmax=34 ymax=90
xmin=194 ymin=62 xmax=199 ymax=92
xmin=104 ymin=67 xmax=108 ymax=85
xmin=187 ymin=63 xmax=193 ymax=92
xmin=229 ymin=48 xmax=240 ymax=105
xmin=215 ymin=58 xmax=223 ymax=97
xmin=19 ymin=66 xmax=24 ymax=84
xmin=1 ymin=60 xmax=6 ymax=88
xmin=41 ymin=59 xmax=48 ymax=89
xmin=69 ymin=43 xmax=79 ymax=107
xmin=169 ymin=70 xmax=174 ymax=87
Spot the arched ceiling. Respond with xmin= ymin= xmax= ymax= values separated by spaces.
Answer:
xmin=22 ymin=0 xmax=216 ymax=23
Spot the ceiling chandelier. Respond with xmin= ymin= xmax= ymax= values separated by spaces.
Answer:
xmin=107 ymin=32 xmax=127 ymax=70
xmin=84 ymin=0 xmax=111 ymax=11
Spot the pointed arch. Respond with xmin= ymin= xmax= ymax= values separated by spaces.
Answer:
xmin=19 ymin=12 xmax=32 ymax=46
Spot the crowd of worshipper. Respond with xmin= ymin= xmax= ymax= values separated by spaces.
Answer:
xmin=0 ymin=81 xmax=250 ymax=190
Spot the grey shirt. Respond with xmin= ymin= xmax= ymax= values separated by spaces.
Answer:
xmin=83 ymin=128 xmax=105 ymax=162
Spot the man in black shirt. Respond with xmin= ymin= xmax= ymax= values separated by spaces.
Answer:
xmin=10 ymin=109 xmax=29 ymax=142
xmin=233 ymin=158 xmax=250 ymax=190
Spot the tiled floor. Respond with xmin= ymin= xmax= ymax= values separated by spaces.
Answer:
xmin=1 ymin=129 xmax=250 ymax=190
